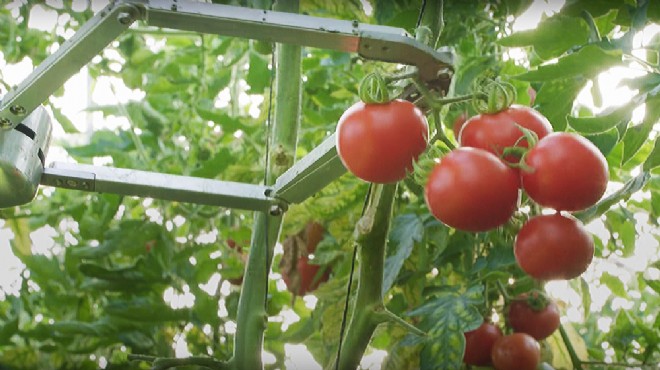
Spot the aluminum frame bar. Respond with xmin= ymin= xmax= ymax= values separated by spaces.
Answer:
xmin=272 ymin=133 xmax=345 ymax=204
xmin=141 ymin=0 xmax=453 ymax=81
xmin=41 ymin=162 xmax=278 ymax=212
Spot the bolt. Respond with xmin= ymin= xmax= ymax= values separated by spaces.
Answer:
xmin=269 ymin=205 xmax=284 ymax=216
xmin=0 ymin=117 xmax=11 ymax=129
xmin=117 ymin=12 xmax=134 ymax=25
xmin=10 ymin=105 xmax=26 ymax=116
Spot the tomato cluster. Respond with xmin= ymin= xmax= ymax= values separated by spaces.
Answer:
xmin=336 ymin=99 xmax=605 ymax=281
xmin=426 ymin=105 xmax=606 ymax=281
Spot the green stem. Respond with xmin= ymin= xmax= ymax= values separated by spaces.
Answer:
xmin=230 ymin=1 xmax=302 ymax=369
xmin=559 ymin=324 xmax=584 ymax=370
xmin=333 ymin=183 xmax=398 ymax=370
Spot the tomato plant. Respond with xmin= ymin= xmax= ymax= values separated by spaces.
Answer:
xmin=459 ymin=105 xmax=552 ymax=163
xmin=425 ymin=147 xmax=519 ymax=232
xmin=514 ymin=213 xmax=595 ymax=280
xmin=463 ymin=321 xmax=503 ymax=366
xmin=491 ymin=333 xmax=541 ymax=370
xmin=521 ymin=132 xmax=609 ymax=211
xmin=507 ymin=293 xmax=560 ymax=340
xmin=336 ymin=100 xmax=428 ymax=183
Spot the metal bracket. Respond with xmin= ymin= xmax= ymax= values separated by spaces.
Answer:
xmin=41 ymin=162 xmax=278 ymax=212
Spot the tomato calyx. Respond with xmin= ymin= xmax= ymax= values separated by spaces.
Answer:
xmin=471 ymin=76 xmax=517 ymax=114
xmin=358 ymin=72 xmax=391 ymax=104
xmin=500 ymin=123 xmax=540 ymax=171
xmin=511 ymin=290 xmax=551 ymax=312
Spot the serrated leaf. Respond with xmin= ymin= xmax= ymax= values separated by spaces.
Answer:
xmin=499 ymin=15 xmax=589 ymax=60
xmin=408 ymin=286 xmax=485 ymax=370
xmin=601 ymin=271 xmax=629 ymax=298
xmin=568 ymin=101 xmax=635 ymax=134
xmin=515 ymin=45 xmax=622 ymax=81
xmin=383 ymin=214 xmax=424 ymax=295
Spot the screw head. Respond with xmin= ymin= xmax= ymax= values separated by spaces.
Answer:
xmin=117 ymin=12 xmax=134 ymax=25
xmin=9 ymin=105 xmax=26 ymax=116
xmin=0 ymin=117 xmax=12 ymax=129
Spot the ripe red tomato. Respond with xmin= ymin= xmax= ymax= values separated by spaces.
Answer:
xmin=336 ymin=100 xmax=428 ymax=183
xmin=459 ymin=105 xmax=552 ymax=163
xmin=521 ymin=132 xmax=608 ymax=211
xmin=425 ymin=147 xmax=519 ymax=232
xmin=463 ymin=322 xmax=503 ymax=366
xmin=514 ymin=213 xmax=594 ymax=280
xmin=282 ymin=257 xmax=330 ymax=296
xmin=491 ymin=333 xmax=541 ymax=370
xmin=507 ymin=293 xmax=560 ymax=340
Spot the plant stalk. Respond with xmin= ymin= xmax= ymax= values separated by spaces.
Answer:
xmin=334 ymin=183 xmax=398 ymax=370
xmin=230 ymin=1 xmax=302 ymax=369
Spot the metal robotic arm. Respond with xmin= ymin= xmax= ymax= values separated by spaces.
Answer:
xmin=0 ymin=0 xmax=453 ymax=210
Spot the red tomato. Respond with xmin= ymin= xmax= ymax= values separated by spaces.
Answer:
xmin=464 ymin=322 xmax=503 ymax=366
xmin=521 ymin=132 xmax=608 ymax=212
xmin=282 ymin=257 xmax=330 ymax=296
xmin=425 ymin=147 xmax=519 ymax=232
xmin=508 ymin=293 xmax=561 ymax=340
xmin=514 ymin=213 xmax=594 ymax=280
xmin=491 ymin=333 xmax=541 ymax=370
xmin=459 ymin=105 xmax=552 ymax=163
xmin=336 ymin=100 xmax=428 ymax=183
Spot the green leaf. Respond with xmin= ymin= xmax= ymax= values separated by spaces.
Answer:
xmin=515 ymin=45 xmax=622 ymax=81
xmin=585 ymin=128 xmax=619 ymax=157
xmin=383 ymin=214 xmax=424 ymax=295
xmin=622 ymin=122 xmax=655 ymax=165
xmin=7 ymin=218 xmax=31 ymax=257
xmin=409 ymin=286 xmax=484 ymax=370
xmin=568 ymin=101 xmax=635 ymax=134
xmin=50 ymin=104 xmax=80 ymax=133
xmin=575 ymin=172 xmax=650 ymax=223
xmin=191 ymin=147 xmax=233 ymax=179
xmin=579 ymin=277 xmax=592 ymax=318
xmin=499 ymin=15 xmax=590 ymax=60
xmin=534 ymin=77 xmax=586 ymax=131
xmin=601 ymin=272 xmax=629 ymax=298
xmin=618 ymin=221 xmax=636 ymax=257
xmin=643 ymin=138 xmax=660 ymax=171
xmin=246 ymin=51 xmax=271 ymax=94
xmin=105 ymin=298 xmax=191 ymax=322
